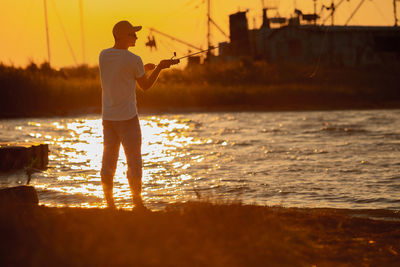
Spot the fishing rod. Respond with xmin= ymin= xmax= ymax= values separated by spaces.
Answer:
xmin=176 ymin=43 xmax=226 ymax=60
xmin=153 ymin=43 xmax=227 ymax=67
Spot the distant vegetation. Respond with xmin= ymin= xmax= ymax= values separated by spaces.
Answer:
xmin=0 ymin=62 xmax=100 ymax=118
xmin=0 ymin=60 xmax=399 ymax=118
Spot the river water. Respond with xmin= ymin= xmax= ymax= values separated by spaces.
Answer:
xmin=1 ymin=110 xmax=399 ymax=211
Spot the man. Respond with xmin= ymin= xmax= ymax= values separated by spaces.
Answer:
xmin=99 ymin=20 xmax=178 ymax=210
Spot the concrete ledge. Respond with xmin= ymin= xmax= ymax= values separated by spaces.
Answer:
xmin=0 ymin=143 xmax=49 ymax=172
xmin=0 ymin=186 xmax=39 ymax=205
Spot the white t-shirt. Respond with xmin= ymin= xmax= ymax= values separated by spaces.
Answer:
xmin=99 ymin=48 xmax=145 ymax=121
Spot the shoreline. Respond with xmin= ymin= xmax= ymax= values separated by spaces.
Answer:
xmin=1 ymin=202 xmax=399 ymax=266
xmin=1 ymin=102 xmax=400 ymax=120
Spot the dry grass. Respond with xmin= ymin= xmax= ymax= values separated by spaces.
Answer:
xmin=1 ymin=202 xmax=399 ymax=266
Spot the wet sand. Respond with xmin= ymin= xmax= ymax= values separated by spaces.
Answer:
xmin=1 ymin=202 xmax=399 ymax=266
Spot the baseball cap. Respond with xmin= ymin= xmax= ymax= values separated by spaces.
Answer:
xmin=113 ymin=20 xmax=142 ymax=39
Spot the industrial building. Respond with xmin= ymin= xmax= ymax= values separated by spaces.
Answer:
xmin=218 ymin=7 xmax=400 ymax=67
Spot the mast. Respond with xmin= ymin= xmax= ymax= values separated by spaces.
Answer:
xmin=314 ymin=0 xmax=317 ymax=26
xmin=43 ymin=0 xmax=51 ymax=64
xmin=207 ymin=0 xmax=211 ymax=55
xmin=330 ymin=0 xmax=335 ymax=26
xmin=79 ymin=0 xmax=86 ymax=64
xmin=395 ymin=0 xmax=399 ymax=26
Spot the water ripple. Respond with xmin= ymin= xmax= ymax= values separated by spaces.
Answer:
xmin=0 ymin=110 xmax=399 ymax=210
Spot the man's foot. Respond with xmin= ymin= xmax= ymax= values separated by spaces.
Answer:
xmin=132 ymin=200 xmax=151 ymax=213
xmin=104 ymin=203 xmax=116 ymax=211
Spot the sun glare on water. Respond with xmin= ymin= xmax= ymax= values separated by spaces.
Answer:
xmin=5 ymin=110 xmax=400 ymax=210
xmin=30 ymin=115 xmax=203 ymax=209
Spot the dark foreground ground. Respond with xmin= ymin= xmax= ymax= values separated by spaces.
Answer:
xmin=1 ymin=202 xmax=399 ymax=266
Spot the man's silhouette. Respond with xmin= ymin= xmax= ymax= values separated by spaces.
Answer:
xmin=99 ymin=20 xmax=178 ymax=210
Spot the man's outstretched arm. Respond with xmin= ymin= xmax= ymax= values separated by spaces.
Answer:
xmin=137 ymin=59 xmax=179 ymax=90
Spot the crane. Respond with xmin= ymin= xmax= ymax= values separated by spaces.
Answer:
xmin=148 ymin=27 xmax=202 ymax=51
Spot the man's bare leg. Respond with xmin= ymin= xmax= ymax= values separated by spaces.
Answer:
xmin=101 ymin=175 xmax=116 ymax=209
xmin=122 ymin=115 xmax=145 ymax=210
xmin=101 ymin=119 xmax=120 ymax=210
xmin=128 ymin=177 xmax=143 ymax=207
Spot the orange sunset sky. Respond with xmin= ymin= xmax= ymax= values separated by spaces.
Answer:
xmin=0 ymin=0 xmax=398 ymax=68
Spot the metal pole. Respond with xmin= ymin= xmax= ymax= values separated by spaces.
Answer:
xmin=43 ymin=0 xmax=51 ymax=64
xmin=207 ymin=0 xmax=211 ymax=52
xmin=322 ymin=0 xmax=346 ymax=25
xmin=79 ymin=0 xmax=86 ymax=64
xmin=394 ymin=0 xmax=398 ymax=26
xmin=314 ymin=0 xmax=317 ymax=26
xmin=345 ymin=0 xmax=366 ymax=26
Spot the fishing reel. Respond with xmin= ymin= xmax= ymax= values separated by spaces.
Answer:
xmin=149 ymin=52 xmax=180 ymax=70
xmin=169 ymin=52 xmax=180 ymax=66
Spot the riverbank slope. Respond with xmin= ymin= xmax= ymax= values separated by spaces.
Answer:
xmin=1 ymin=202 xmax=399 ymax=266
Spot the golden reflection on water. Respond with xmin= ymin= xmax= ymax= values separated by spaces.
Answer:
xmin=31 ymin=116 xmax=206 ymax=209
xmin=7 ymin=110 xmax=400 ymax=210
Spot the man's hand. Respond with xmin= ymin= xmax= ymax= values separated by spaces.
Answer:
xmin=158 ymin=59 xmax=180 ymax=69
xmin=137 ymin=59 xmax=179 ymax=91
xmin=144 ymin=63 xmax=156 ymax=72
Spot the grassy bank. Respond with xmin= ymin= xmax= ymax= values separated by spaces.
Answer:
xmin=0 ymin=63 xmax=101 ymax=118
xmin=1 ymin=202 xmax=399 ymax=266
xmin=1 ymin=62 xmax=399 ymax=118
